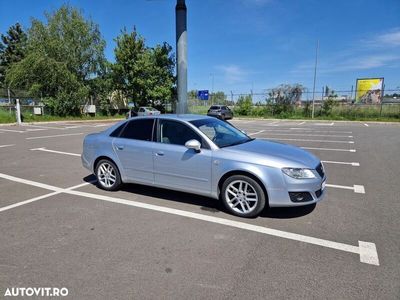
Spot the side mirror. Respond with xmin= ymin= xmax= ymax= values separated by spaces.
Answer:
xmin=185 ymin=139 xmax=201 ymax=152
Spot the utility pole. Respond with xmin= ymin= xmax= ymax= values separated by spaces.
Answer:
xmin=311 ymin=40 xmax=319 ymax=119
xmin=176 ymin=0 xmax=187 ymax=114
xmin=210 ymin=73 xmax=214 ymax=105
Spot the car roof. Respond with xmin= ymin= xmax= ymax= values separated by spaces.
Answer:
xmin=138 ymin=114 xmax=211 ymax=122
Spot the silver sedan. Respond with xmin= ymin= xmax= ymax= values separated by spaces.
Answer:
xmin=82 ymin=115 xmax=326 ymax=218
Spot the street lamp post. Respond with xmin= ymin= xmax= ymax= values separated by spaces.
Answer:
xmin=176 ymin=0 xmax=187 ymax=114
xmin=311 ymin=40 xmax=319 ymax=119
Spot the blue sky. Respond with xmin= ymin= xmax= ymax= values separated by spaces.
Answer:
xmin=1 ymin=0 xmax=400 ymax=96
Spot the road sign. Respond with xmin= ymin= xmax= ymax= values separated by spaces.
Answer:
xmin=197 ymin=90 xmax=209 ymax=100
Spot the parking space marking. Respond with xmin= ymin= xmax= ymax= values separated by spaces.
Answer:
xmin=364 ymin=123 xmax=369 ymax=127
xmin=0 ymin=172 xmax=379 ymax=265
xmin=249 ymin=130 xmax=265 ymax=136
xmin=30 ymin=147 xmax=81 ymax=157
xmin=26 ymin=133 xmax=83 ymax=140
xmin=297 ymin=121 xmax=306 ymax=125
xmin=301 ymin=147 xmax=356 ymax=152
xmin=260 ymin=137 xmax=354 ymax=144
xmin=257 ymin=133 xmax=353 ymax=138
xmin=0 ymin=144 xmax=15 ymax=148
xmin=0 ymin=128 xmax=25 ymax=133
xmin=314 ymin=122 xmax=334 ymax=126
xmin=288 ymin=129 xmax=353 ymax=134
xmin=326 ymin=184 xmax=365 ymax=194
xmin=22 ymin=124 xmax=66 ymax=130
xmin=0 ymin=181 xmax=94 ymax=212
xmin=322 ymin=160 xmax=360 ymax=167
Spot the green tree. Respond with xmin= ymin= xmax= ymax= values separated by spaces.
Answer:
xmin=211 ymin=91 xmax=226 ymax=104
xmin=234 ymin=95 xmax=253 ymax=115
xmin=0 ymin=23 xmax=27 ymax=85
xmin=268 ymin=84 xmax=304 ymax=115
xmin=112 ymin=28 xmax=175 ymax=108
xmin=6 ymin=5 xmax=106 ymax=116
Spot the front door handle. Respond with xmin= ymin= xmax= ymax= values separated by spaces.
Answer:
xmin=155 ymin=151 xmax=164 ymax=156
xmin=116 ymin=145 xmax=124 ymax=150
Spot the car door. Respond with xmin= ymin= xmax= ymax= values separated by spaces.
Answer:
xmin=112 ymin=118 xmax=155 ymax=184
xmin=153 ymin=119 xmax=212 ymax=195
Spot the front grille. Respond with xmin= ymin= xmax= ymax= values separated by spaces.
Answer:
xmin=316 ymin=163 xmax=325 ymax=178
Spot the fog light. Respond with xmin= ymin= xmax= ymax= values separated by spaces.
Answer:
xmin=289 ymin=192 xmax=313 ymax=202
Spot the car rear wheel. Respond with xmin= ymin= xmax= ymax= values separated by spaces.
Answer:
xmin=220 ymin=114 xmax=225 ymax=120
xmin=95 ymin=159 xmax=122 ymax=191
xmin=221 ymin=175 xmax=266 ymax=218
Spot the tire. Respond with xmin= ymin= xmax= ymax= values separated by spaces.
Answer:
xmin=221 ymin=175 xmax=266 ymax=218
xmin=95 ymin=159 xmax=122 ymax=191
xmin=220 ymin=114 xmax=225 ymax=121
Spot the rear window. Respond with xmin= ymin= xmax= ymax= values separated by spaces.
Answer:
xmin=119 ymin=119 xmax=155 ymax=141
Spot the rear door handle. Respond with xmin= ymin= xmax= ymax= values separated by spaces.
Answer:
xmin=116 ymin=145 xmax=124 ymax=150
xmin=155 ymin=151 xmax=164 ymax=156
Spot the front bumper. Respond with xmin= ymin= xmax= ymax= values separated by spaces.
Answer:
xmin=267 ymin=176 xmax=326 ymax=207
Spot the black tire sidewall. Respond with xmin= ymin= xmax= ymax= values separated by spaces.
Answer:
xmin=95 ymin=159 xmax=122 ymax=191
xmin=221 ymin=175 xmax=266 ymax=218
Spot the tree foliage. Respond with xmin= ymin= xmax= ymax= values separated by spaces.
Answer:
xmin=234 ymin=95 xmax=253 ymax=115
xmin=5 ymin=5 xmax=106 ymax=116
xmin=112 ymin=28 xmax=175 ymax=108
xmin=268 ymin=84 xmax=304 ymax=115
xmin=0 ymin=23 xmax=27 ymax=85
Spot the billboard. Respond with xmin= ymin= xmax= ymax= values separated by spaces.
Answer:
xmin=355 ymin=78 xmax=384 ymax=104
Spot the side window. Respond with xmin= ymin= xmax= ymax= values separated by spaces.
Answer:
xmin=139 ymin=108 xmax=144 ymax=112
xmin=110 ymin=123 xmax=126 ymax=137
xmin=119 ymin=119 xmax=154 ymax=141
xmin=159 ymin=120 xmax=203 ymax=147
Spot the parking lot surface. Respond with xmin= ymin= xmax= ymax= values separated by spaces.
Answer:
xmin=0 ymin=119 xmax=399 ymax=299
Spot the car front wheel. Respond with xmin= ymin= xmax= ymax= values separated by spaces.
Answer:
xmin=95 ymin=159 xmax=122 ymax=191
xmin=221 ymin=175 xmax=266 ymax=217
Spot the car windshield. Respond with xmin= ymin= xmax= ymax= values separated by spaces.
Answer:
xmin=190 ymin=118 xmax=253 ymax=148
xmin=210 ymin=106 xmax=220 ymax=110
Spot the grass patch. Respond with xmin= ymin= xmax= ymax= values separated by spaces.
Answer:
xmin=0 ymin=110 xmax=125 ymax=124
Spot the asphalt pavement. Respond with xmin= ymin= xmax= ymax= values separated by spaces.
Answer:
xmin=0 ymin=118 xmax=399 ymax=299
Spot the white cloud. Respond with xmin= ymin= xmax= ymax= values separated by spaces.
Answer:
xmin=216 ymin=64 xmax=248 ymax=84
xmin=376 ymin=29 xmax=400 ymax=46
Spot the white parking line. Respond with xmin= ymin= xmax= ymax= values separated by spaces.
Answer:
xmin=26 ymin=133 xmax=83 ymax=140
xmin=288 ymin=129 xmax=353 ymax=134
xmin=249 ymin=130 xmax=265 ymax=136
xmin=30 ymin=147 xmax=81 ymax=157
xmin=326 ymin=184 xmax=365 ymax=194
xmin=0 ymin=144 xmax=15 ymax=148
xmin=297 ymin=121 xmax=306 ymax=125
xmin=0 ymin=172 xmax=379 ymax=265
xmin=301 ymin=147 xmax=356 ymax=152
xmin=0 ymin=181 xmax=94 ymax=212
xmin=22 ymin=124 xmax=65 ymax=130
xmin=322 ymin=160 xmax=360 ymax=167
xmin=261 ymin=137 xmax=354 ymax=144
xmin=258 ymin=133 xmax=353 ymax=138
xmin=0 ymin=128 xmax=25 ymax=133
xmin=314 ymin=122 xmax=334 ymax=126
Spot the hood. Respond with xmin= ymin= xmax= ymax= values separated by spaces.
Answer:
xmin=222 ymin=139 xmax=320 ymax=168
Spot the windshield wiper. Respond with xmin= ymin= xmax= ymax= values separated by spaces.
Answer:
xmin=221 ymin=138 xmax=254 ymax=148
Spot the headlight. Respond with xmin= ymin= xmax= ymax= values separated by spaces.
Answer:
xmin=282 ymin=168 xmax=316 ymax=179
